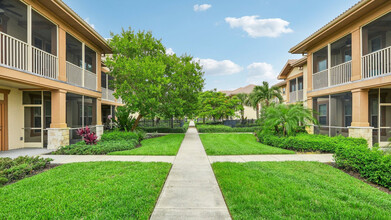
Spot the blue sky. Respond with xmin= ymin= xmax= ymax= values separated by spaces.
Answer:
xmin=64 ymin=0 xmax=359 ymax=91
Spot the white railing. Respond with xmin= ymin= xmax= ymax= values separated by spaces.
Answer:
xmin=32 ymin=46 xmax=58 ymax=79
xmin=66 ymin=61 xmax=83 ymax=87
xmin=362 ymin=46 xmax=391 ymax=79
xmin=330 ymin=61 xmax=351 ymax=86
xmin=102 ymin=87 xmax=108 ymax=100
xmin=84 ymin=69 xmax=97 ymax=90
xmin=290 ymin=90 xmax=297 ymax=103
xmin=117 ymin=97 xmax=122 ymax=104
xmin=313 ymin=69 xmax=328 ymax=90
xmin=298 ymin=90 xmax=303 ymax=101
xmin=0 ymin=32 xmax=28 ymax=71
xmin=108 ymin=89 xmax=115 ymax=101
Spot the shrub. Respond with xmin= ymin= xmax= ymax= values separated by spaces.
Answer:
xmin=0 ymin=156 xmax=52 ymax=185
xmin=101 ymin=131 xmax=138 ymax=142
xmin=76 ymin=126 xmax=98 ymax=145
xmin=257 ymin=132 xmax=367 ymax=153
xmin=140 ymin=122 xmax=189 ymax=133
xmin=53 ymin=140 xmax=138 ymax=155
xmin=334 ymin=144 xmax=391 ymax=189
xmin=196 ymin=124 xmax=261 ymax=133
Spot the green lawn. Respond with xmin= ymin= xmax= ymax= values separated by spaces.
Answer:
xmin=199 ymin=133 xmax=294 ymax=155
xmin=212 ymin=162 xmax=391 ymax=219
xmin=109 ymin=134 xmax=185 ymax=155
xmin=0 ymin=162 xmax=171 ymax=219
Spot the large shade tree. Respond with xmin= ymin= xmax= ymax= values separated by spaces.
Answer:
xmin=197 ymin=90 xmax=242 ymax=122
xmin=105 ymin=28 xmax=205 ymax=130
xmin=248 ymin=81 xmax=283 ymax=119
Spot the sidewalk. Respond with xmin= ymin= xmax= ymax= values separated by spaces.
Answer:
xmin=40 ymin=155 xmax=175 ymax=164
xmin=150 ymin=127 xmax=231 ymax=219
xmin=208 ymin=154 xmax=334 ymax=163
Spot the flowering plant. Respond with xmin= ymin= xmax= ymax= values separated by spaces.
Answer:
xmin=76 ymin=126 xmax=98 ymax=145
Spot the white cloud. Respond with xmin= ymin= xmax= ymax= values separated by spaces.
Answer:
xmin=225 ymin=15 xmax=293 ymax=38
xmin=195 ymin=58 xmax=243 ymax=76
xmin=246 ymin=62 xmax=277 ymax=84
xmin=166 ymin=48 xmax=175 ymax=55
xmin=84 ymin=17 xmax=95 ymax=29
xmin=193 ymin=4 xmax=212 ymax=12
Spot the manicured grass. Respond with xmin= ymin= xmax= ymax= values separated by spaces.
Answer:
xmin=199 ymin=133 xmax=295 ymax=155
xmin=109 ymin=134 xmax=185 ymax=155
xmin=212 ymin=162 xmax=391 ymax=219
xmin=0 ymin=162 xmax=171 ymax=219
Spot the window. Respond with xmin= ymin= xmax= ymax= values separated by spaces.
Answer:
xmin=298 ymin=77 xmax=303 ymax=91
xmin=66 ymin=34 xmax=82 ymax=67
xmin=101 ymin=72 xmax=107 ymax=88
xmin=331 ymin=34 xmax=351 ymax=67
xmin=32 ymin=9 xmax=57 ymax=55
xmin=362 ymin=11 xmax=391 ymax=55
xmin=313 ymin=47 xmax=328 ymax=73
xmin=282 ymin=87 xmax=286 ymax=95
xmin=344 ymin=101 xmax=352 ymax=127
xmin=289 ymin=79 xmax=296 ymax=92
xmin=319 ymin=104 xmax=327 ymax=125
xmin=370 ymin=36 xmax=382 ymax=53
xmin=0 ymin=0 xmax=28 ymax=42
xmin=108 ymin=75 xmax=115 ymax=90
xmin=85 ymin=46 xmax=96 ymax=73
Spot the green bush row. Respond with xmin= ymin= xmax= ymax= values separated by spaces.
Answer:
xmin=196 ymin=124 xmax=262 ymax=133
xmin=257 ymin=132 xmax=367 ymax=153
xmin=0 ymin=156 xmax=52 ymax=185
xmin=334 ymin=144 xmax=391 ymax=189
xmin=140 ymin=122 xmax=189 ymax=133
xmin=53 ymin=139 xmax=138 ymax=155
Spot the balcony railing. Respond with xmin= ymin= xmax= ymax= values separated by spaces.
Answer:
xmin=0 ymin=31 xmax=58 ymax=79
xmin=66 ymin=61 xmax=83 ymax=87
xmin=330 ymin=61 xmax=351 ymax=86
xmin=32 ymin=46 xmax=58 ymax=79
xmin=362 ymin=46 xmax=391 ymax=79
xmin=313 ymin=69 xmax=328 ymax=90
xmin=84 ymin=70 xmax=97 ymax=90
xmin=102 ymin=87 xmax=116 ymax=102
xmin=298 ymin=90 xmax=303 ymax=101
xmin=290 ymin=90 xmax=297 ymax=103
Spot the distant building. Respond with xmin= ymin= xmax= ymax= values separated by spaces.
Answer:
xmin=221 ymin=84 xmax=257 ymax=119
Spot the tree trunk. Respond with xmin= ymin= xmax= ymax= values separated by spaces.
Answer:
xmin=171 ymin=117 xmax=174 ymax=129
xmin=203 ymin=117 xmax=205 ymax=124
xmin=132 ymin=114 xmax=143 ymax=131
xmin=256 ymin=104 xmax=259 ymax=119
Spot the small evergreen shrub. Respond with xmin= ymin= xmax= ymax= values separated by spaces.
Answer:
xmin=101 ymin=131 xmax=138 ymax=142
xmin=257 ymin=132 xmax=367 ymax=153
xmin=0 ymin=156 xmax=52 ymax=185
xmin=53 ymin=140 xmax=138 ymax=155
xmin=140 ymin=122 xmax=189 ymax=133
xmin=196 ymin=124 xmax=261 ymax=133
xmin=334 ymin=144 xmax=391 ymax=189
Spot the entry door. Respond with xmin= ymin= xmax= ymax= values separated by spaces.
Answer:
xmin=0 ymin=103 xmax=5 ymax=151
xmin=24 ymin=106 xmax=43 ymax=148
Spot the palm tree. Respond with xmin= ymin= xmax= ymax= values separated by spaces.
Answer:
xmin=262 ymin=104 xmax=317 ymax=136
xmin=248 ymin=81 xmax=283 ymax=119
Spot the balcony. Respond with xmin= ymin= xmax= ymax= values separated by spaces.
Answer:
xmin=362 ymin=46 xmax=391 ymax=79
xmin=0 ymin=31 xmax=58 ymax=80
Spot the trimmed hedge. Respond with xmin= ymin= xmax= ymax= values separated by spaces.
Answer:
xmin=257 ymin=132 xmax=367 ymax=153
xmin=334 ymin=144 xmax=391 ymax=189
xmin=140 ymin=122 xmax=189 ymax=133
xmin=197 ymin=124 xmax=262 ymax=133
xmin=52 ymin=140 xmax=138 ymax=155
xmin=0 ymin=156 xmax=52 ymax=185
xmin=100 ymin=131 xmax=138 ymax=142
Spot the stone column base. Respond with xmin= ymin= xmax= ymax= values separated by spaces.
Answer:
xmin=96 ymin=125 xmax=104 ymax=140
xmin=47 ymin=128 xmax=70 ymax=150
xmin=348 ymin=126 xmax=373 ymax=147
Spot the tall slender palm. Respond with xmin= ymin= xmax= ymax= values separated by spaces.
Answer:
xmin=235 ymin=93 xmax=249 ymax=120
xmin=248 ymin=81 xmax=283 ymax=119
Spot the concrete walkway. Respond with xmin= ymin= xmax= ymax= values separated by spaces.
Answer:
xmin=0 ymin=148 xmax=54 ymax=159
xmin=150 ymin=127 xmax=231 ymax=219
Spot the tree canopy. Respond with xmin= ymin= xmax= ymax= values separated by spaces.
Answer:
xmin=197 ymin=90 xmax=242 ymax=122
xmin=248 ymin=81 xmax=283 ymax=119
xmin=105 ymin=28 xmax=205 ymax=130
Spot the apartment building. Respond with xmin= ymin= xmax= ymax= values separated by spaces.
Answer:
xmin=274 ymin=57 xmax=307 ymax=105
xmin=221 ymin=84 xmax=258 ymax=120
xmin=288 ymin=0 xmax=391 ymax=146
xmin=0 ymin=0 xmax=120 ymax=151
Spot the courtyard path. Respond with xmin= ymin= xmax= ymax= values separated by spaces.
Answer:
xmin=150 ymin=126 xmax=232 ymax=220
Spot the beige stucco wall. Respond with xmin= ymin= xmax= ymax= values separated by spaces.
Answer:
xmin=0 ymin=86 xmax=24 ymax=150
xmin=243 ymin=105 xmax=257 ymax=120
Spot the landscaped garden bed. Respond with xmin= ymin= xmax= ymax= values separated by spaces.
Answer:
xmin=109 ymin=134 xmax=185 ymax=155
xmin=200 ymin=133 xmax=294 ymax=155
xmin=0 ymin=161 xmax=171 ymax=219
xmin=0 ymin=156 xmax=52 ymax=186
xmin=212 ymin=161 xmax=391 ymax=219
xmin=140 ymin=122 xmax=189 ymax=133
xmin=196 ymin=124 xmax=262 ymax=133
